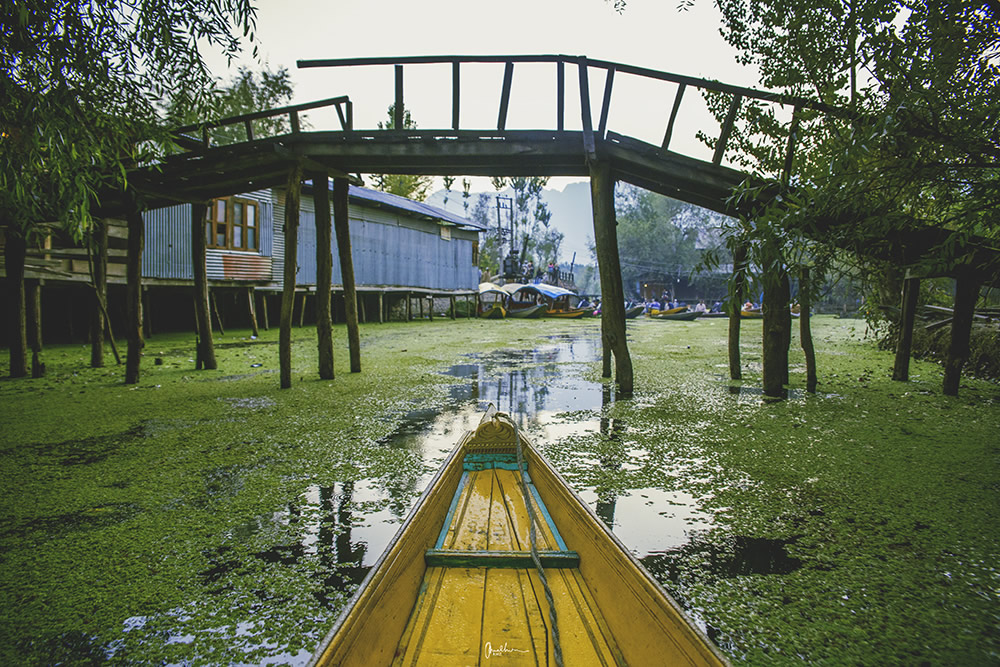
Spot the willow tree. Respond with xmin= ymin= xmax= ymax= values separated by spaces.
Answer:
xmin=2 ymin=0 xmax=257 ymax=381
xmin=700 ymin=0 xmax=1000 ymax=396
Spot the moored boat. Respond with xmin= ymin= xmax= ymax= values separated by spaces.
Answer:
xmin=649 ymin=307 xmax=700 ymax=321
xmin=625 ymin=304 xmax=645 ymax=319
xmin=478 ymin=282 xmax=508 ymax=319
xmin=308 ymin=409 xmax=729 ymax=667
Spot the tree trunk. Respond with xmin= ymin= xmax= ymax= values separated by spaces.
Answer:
xmin=28 ymin=280 xmax=44 ymax=377
xmin=333 ymin=177 xmax=361 ymax=373
xmin=943 ymin=274 xmax=979 ymax=396
xmin=90 ymin=219 xmax=107 ymax=368
xmin=125 ymin=204 xmax=145 ymax=385
xmin=799 ymin=267 xmax=817 ymax=393
xmin=590 ymin=160 xmax=633 ymax=396
xmin=312 ymin=171 xmax=335 ymax=380
xmin=280 ymin=164 xmax=303 ymax=389
xmin=728 ymin=242 xmax=747 ymax=381
xmin=5 ymin=227 xmax=28 ymax=378
xmin=892 ymin=277 xmax=919 ymax=382
xmin=191 ymin=202 xmax=216 ymax=369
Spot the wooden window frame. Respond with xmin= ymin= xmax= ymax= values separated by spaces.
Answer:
xmin=206 ymin=196 xmax=259 ymax=251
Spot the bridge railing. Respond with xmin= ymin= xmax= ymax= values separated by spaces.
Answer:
xmin=297 ymin=55 xmax=846 ymax=182
xmin=171 ymin=95 xmax=354 ymax=150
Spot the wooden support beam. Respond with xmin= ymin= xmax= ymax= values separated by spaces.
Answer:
xmin=394 ymin=64 xmax=404 ymax=129
xmin=312 ymin=170 xmax=334 ymax=380
xmin=557 ymin=61 xmax=565 ymax=132
xmin=892 ymin=277 xmax=919 ymax=382
xmin=728 ymin=243 xmax=747 ymax=381
xmin=589 ymin=160 xmax=632 ymax=396
xmin=192 ymin=201 xmax=217 ymax=368
xmin=247 ymin=286 xmax=259 ymax=338
xmin=298 ymin=292 xmax=307 ymax=327
xmin=244 ymin=119 xmax=254 ymax=141
xmin=280 ymin=163 xmax=303 ymax=389
xmin=89 ymin=219 xmax=108 ymax=368
xmin=782 ymin=107 xmax=801 ymax=185
xmin=598 ymin=66 xmax=615 ymax=140
xmin=943 ymin=274 xmax=980 ymax=396
xmin=578 ymin=59 xmax=596 ymax=160
xmin=142 ymin=286 xmax=152 ymax=339
xmin=450 ymin=295 xmax=456 ymax=320
xmin=125 ymin=200 xmax=145 ymax=385
xmin=211 ymin=288 xmax=226 ymax=335
xmin=334 ymin=177 xmax=362 ymax=373
xmin=498 ymin=61 xmax=514 ymax=131
xmin=260 ymin=292 xmax=269 ymax=331
xmin=452 ymin=62 xmax=461 ymax=131
xmin=378 ymin=292 xmax=384 ymax=324
xmin=662 ymin=83 xmax=686 ymax=150
xmin=713 ymin=93 xmax=742 ymax=166
xmin=28 ymin=280 xmax=43 ymax=377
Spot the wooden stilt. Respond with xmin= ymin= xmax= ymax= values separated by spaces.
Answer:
xmin=298 ymin=291 xmax=307 ymax=327
xmin=333 ymin=177 xmax=361 ymax=373
xmin=728 ymin=242 xmax=747 ymax=381
xmin=125 ymin=199 xmax=145 ymax=385
xmin=589 ymin=160 xmax=633 ymax=396
xmin=406 ymin=292 xmax=412 ymax=321
xmin=211 ymin=288 xmax=225 ymax=335
xmin=142 ymin=286 xmax=152 ymax=339
xmin=192 ymin=202 xmax=216 ymax=369
xmin=28 ymin=280 xmax=44 ymax=377
xmin=260 ymin=292 xmax=269 ymax=331
xmin=311 ymin=170 xmax=334 ymax=379
xmin=247 ymin=286 xmax=259 ymax=338
xmin=450 ymin=295 xmax=456 ymax=320
xmin=892 ymin=276 xmax=919 ymax=382
xmin=359 ymin=294 xmax=366 ymax=324
xmin=89 ymin=219 xmax=108 ymax=368
xmin=280 ymin=163 xmax=303 ymax=389
xmin=943 ymin=273 xmax=979 ymax=396
xmin=378 ymin=292 xmax=384 ymax=324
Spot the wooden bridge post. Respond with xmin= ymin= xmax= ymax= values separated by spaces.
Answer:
xmin=728 ymin=242 xmax=747 ymax=381
xmin=280 ymin=163 xmax=303 ymax=389
xmin=312 ymin=171 xmax=335 ymax=380
xmin=943 ymin=273 xmax=980 ymax=396
xmin=124 ymin=197 xmax=145 ymax=385
xmin=333 ymin=177 xmax=361 ymax=373
xmin=192 ymin=202 xmax=216 ymax=369
xmin=892 ymin=276 xmax=920 ymax=382
xmin=590 ymin=160 xmax=633 ymax=397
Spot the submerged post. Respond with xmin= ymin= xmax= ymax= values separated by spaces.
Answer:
xmin=589 ymin=160 xmax=633 ymax=397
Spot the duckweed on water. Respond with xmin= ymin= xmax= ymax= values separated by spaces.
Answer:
xmin=1 ymin=316 xmax=998 ymax=665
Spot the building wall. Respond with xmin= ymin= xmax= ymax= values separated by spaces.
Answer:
xmin=141 ymin=191 xmax=273 ymax=282
xmin=278 ymin=190 xmax=480 ymax=291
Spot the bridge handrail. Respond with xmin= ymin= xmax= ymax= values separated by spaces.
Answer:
xmin=171 ymin=95 xmax=354 ymax=149
xmin=297 ymin=55 xmax=851 ymax=182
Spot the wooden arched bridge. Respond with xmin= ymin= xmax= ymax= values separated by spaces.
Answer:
xmin=114 ymin=55 xmax=990 ymax=395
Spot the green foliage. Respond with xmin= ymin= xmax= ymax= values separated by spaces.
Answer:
xmin=612 ymin=183 xmax=730 ymax=298
xmin=709 ymin=0 xmax=1000 ymax=280
xmin=1 ymin=0 xmax=257 ymax=237
xmin=162 ymin=66 xmax=295 ymax=146
xmin=370 ymin=104 xmax=433 ymax=201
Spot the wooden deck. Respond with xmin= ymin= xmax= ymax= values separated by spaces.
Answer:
xmin=392 ymin=465 xmax=625 ymax=666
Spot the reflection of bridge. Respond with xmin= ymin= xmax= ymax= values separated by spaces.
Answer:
xmin=119 ymin=55 xmax=846 ymax=393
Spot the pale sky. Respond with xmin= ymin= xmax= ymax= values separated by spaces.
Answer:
xmin=207 ymin=0 xmax=758 ymax=190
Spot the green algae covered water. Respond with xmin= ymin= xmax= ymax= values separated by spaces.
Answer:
xmin=1 ymin=316 xmax=997 ymax=665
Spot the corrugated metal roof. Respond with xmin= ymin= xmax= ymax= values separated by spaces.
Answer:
xmin=304 ymin=181 xmax=484 ymax=231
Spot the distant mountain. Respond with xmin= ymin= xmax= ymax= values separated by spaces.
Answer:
xmin=426 ymin=182 xmax=595 ymax=265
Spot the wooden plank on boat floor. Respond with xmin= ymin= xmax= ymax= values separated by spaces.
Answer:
xmin=392 ymin=566 xmax=486 ymax=666
xmin=481 ymin=567 xmax=548 ymax=665
xmin=445 ymin=469 xmax=494 ymax=550
xmin=495 ymin=468 xmax=560 ymax=550
xmin=523 ymin=567 xmax=626 ymax=666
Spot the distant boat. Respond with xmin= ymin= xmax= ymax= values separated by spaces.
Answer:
xmin=625 ymin=304 xmax=645 ymax=318
xmin=499 ymin=283 xmax=547 ymax=318
xmin=308 ymin=408 xmax=730 ymax=667
xmin=650 ymin=310 xmax=700 ymax=321
xmin=506 ymin=283 xmax=590 ymax=319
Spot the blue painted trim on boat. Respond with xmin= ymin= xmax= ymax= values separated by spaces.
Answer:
xmin=435 ymin=471 xmax=469 ymax=549
xmin=463 ymin=452 xmax=521 ymax=471
xmin=528 ymin=483 xmax=568 ymax=551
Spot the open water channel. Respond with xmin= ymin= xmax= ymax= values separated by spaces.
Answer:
xmin=106 ymin=329 xmax=798 ymax=664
